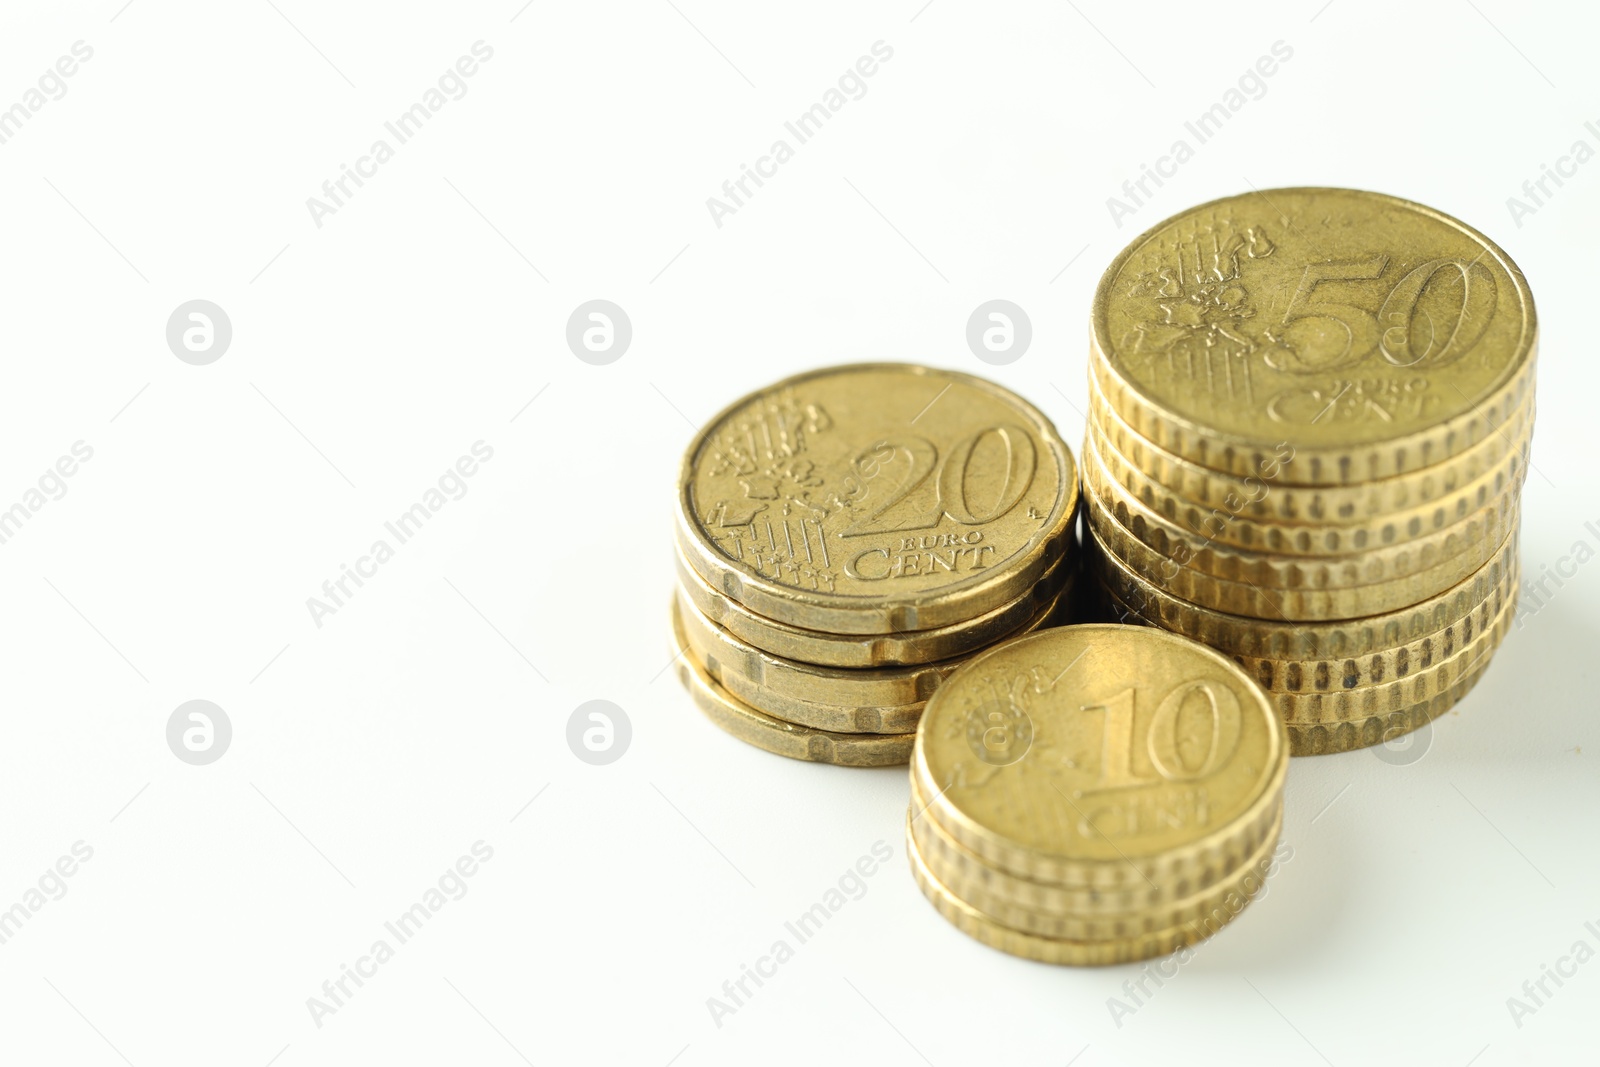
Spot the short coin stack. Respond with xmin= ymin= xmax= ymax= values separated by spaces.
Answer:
xmin=1081 ymin=187 xmax=1536 ymax=754
xmin=908 ymin=625 xmax=1289 ymax=964
xmin=672 ymin=363 xmax=1079 ymax=766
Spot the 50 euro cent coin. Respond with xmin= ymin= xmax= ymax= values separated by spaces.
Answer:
xmin=1081 ymin=428 xmax=1521 ymax=589
xmin=1093 ymin=523 xmax=1519 ymax=692
xmin=1086 ymin=383 xmax=1532 ymax=557
xmin=1090 ymin=187 xmax=1535 ymax=483
xmin=1084 ymin=489 xmax=1517 ymax=620
xmin=1085 ymin=368 xmax=1535 ymax=534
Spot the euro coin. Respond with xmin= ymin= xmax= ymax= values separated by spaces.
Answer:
xmin=1081 ymin=428 xmax=1521 ymax=588
xmin=675 ymin=586 xmax=956 ymax=713
xmin=1085 ymin=490 xmax=1516 ymax=620
xmin=908 ymin=768 xmax=1281 ymax=917
xmin=675 ymin=574 xmax=1067 ymax=733
xmin=1287 ymin=634 xmax=1505 ymax=755
xmin=1097 ymin=531 xmax=1518 ymax=693
xmin=1086 ymin=369 xmax=1535 ymax=533
xmin=911 ymin=624 xmax=1287 ymax=886
xmin=674 ymin=541 xmax=1070 ymax=668
xmin=1088 ymin=528 xmax=1519 ymax=754
xmin=1090 ymin=188 xmax=1536 ymax=483
xmin=1245 ymin=585 xmax=1512 ymax=725
xmin=671 ymin=604 xmax=915 ymax=766
xmin=1277 ymin=587 xmax=1515 ymax=754
xmin=1086 ymin=385 xmax=1532 ymax=556
xmin=912 ymin=802 xmax=1282 ymax=941
xmin=675 ymin=363 xmax=1077 ymax=634
xmin=905 ymin=809 xmax=1276 ymax=966
xmin=1089 ymin=522 xmax=1519 ymax=667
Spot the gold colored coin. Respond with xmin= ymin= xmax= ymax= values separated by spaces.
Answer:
xmin=1254 ymin=584 xmax=1512 ymax=724
xmin=1090 ymin=541 xmax=1518 ymax=755
xmin=689 ymin=652 xmax=924 ymax=733
xmin=914 ymin=802 xmax=1283 ymax=941
xmin=675 ymin=575 xmax=1066 ymax=732
xmin=676 ymin=588 xmax=944 ymax=716
xmin=905 ymin=812 xmax=1272 ymax=966
xmin=671 ymin=605 xmax=914 ymax=765
xmin=1088 ymin=521 xmax=1519 ymax=665
xmin=1085 ymin=490 xmax=1516 ymax=620
xmin=1086 ymin=367 xmax=1535 ymax=530
xmin=1280 ymin=586 xmax=1515 ymax=754
xmin=676 ymin=363 xmax=1078 ymax=634
xmin=909 ymin=768 xmax=1281 ymax=916
xmin=1100 ymin=541 xmax=1518 ymax=694
xmin=674 ymin=541 xmax=1070 ymax=668
xmin=1086 ymin=383 xmax=1532 ymax=556
xmin=1081 ymin=429 xmax=1520 ymax=588
xmin=1287 ymin=612 xmax=1508 ymax=755
xmin=1090 ymin=188 xmax=1536 ymax=483
xmin=912 ymin=624 xmax=1287 ymax=886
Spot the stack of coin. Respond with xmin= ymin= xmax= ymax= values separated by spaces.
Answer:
xmin=1081 ymin=187 xmax=1536 ymax=755
xmin=671 ymin=364 xmax=1080 ymax=766
xmin=908 ymin=625 xmax=1289 ymax=964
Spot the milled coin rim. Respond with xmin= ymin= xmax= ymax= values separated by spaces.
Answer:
xmin=674 ymin=538 xmax=1071 ymax=668
xmin=1269 ymin=583 xmax=1516 ymax=726
xmin=1088 ymin=518 xmax=1519 ymax=658
xmin=675 ymin=584 xmax=958 ymax=709
xmin=1085 ymin=490 xmax=1518 ymax=620
xmin=1086 ymin=378 xmax=1534 ymax=551
xmin=1089 ymin=337 xmax=1537 ymax=486
xmin=677 ymin=577 xmax=1070 ymax=733
xmin=904 ymin=809 xmax=1276 ymax=966
xmin=1081 ymin=426 xmax=1525 ymax=587
xmin=911 ymin=623 xmax=1288 ymax=879
xmin=1089 ymin=187 xmax=1538 ymax=482
xmin=671 ymin=603 xmax=915 ymax=766
xmin=1086 ymin=366 xmax=1536 ymax=514
xmin=675 ymin=362 xmax=1078 ymax=635
xmin=909 ymin=762 xmax=1282 ymax=906
xmin=912 ymin=800 xmax=1283 ymax=941
xmin=1099 ymin=543 xmax=1518 ymax=691
xmin=1287 ymin=617 xmax=1508 ymax=755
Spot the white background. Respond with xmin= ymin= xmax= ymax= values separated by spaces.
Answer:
xmin=0 ymin=1 xmax=1595 ymax=1064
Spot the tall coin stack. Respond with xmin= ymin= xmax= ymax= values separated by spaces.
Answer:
xmin=1082 ymin=188 xmax=1536 ymax=755
xmin=907 ymin=625 xmax=1289 ymax=964
xmin=672 ymin=364 xmax=1079 ymax=766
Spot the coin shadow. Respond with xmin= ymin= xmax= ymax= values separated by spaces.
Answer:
xmin=1150 ymin=596 xmax=1600 ymax=975
xmin=1442 ymin=595 xmax=1599 ymax=756
xmin=1198 ymin=815 xmax=1354 ymax=974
